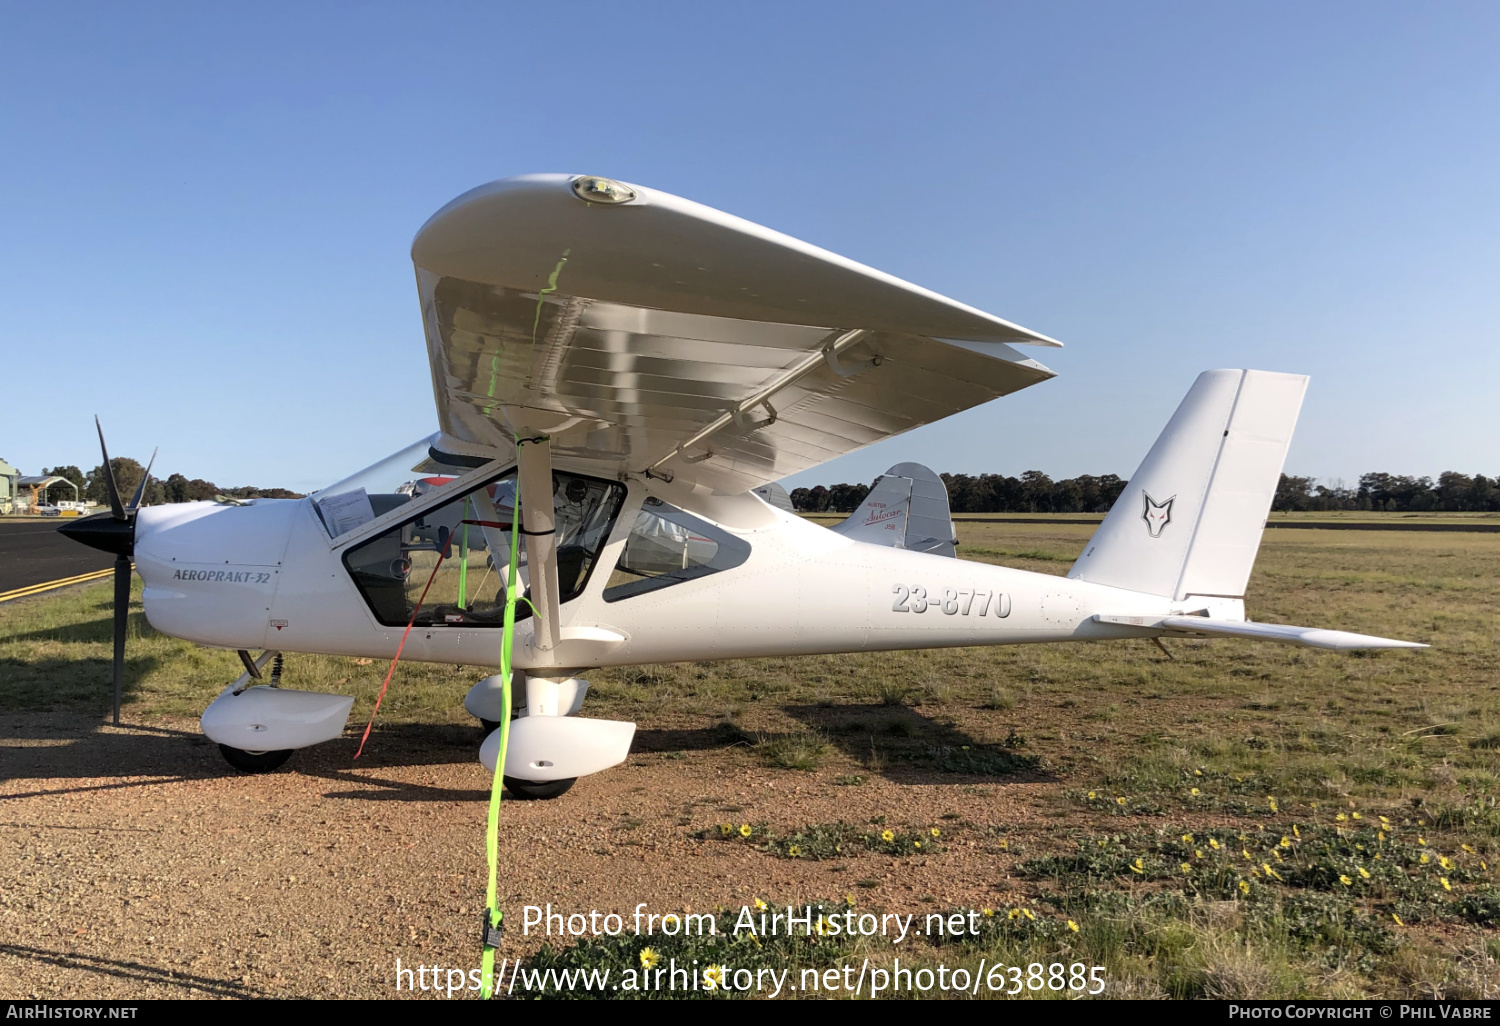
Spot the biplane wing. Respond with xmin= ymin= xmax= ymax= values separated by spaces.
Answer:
xmin=411 ymin=174 xmax=1059 ymax=494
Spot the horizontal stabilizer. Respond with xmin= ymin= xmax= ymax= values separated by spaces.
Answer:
xmin=1095 ymin=614 xmax=1426 ymax=651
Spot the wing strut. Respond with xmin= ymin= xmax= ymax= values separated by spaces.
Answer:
xmin=643 ymin=328 xmax=873 ymax=478
xmin=517 ymin=436 xmax=560 ymax=655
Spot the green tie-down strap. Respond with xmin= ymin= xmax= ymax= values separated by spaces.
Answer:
xmin=480 ymin=436 xmax=546 ymax=999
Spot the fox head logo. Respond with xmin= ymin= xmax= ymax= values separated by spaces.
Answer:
xmin=1141 ymin=491 xmax=1174 ymax=538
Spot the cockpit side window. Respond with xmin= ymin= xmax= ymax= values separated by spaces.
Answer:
xmin=341 ymin=469 xmax=625 ymax=628
xmin=603 ymin=498 xmax=751 ymax=602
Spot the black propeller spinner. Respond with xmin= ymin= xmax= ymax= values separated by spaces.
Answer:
xmin=56 ymin=418 xmax=156 ymax=726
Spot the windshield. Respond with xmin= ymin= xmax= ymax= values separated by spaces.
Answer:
xmin=311 ymin=434 xmax=486 ymax=538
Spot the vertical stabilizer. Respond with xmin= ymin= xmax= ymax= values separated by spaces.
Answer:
xmin=1067 ymin=369 xmax=1307 ymax=603
xmin=832 ymin=462 xmax=958 ymax=557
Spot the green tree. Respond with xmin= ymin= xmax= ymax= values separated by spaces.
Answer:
xmin=85 ymin=457 xmax=147 ymax=507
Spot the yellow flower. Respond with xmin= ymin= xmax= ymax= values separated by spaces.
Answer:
xmin=1272 ymin=849 xmax=1283 ymax=862
xmin=1293 ymin=825 xmax=1301 ymax=838
xmin=1180 ymin=862 xmax=1192 ymax=874
xmin=1420 ymin=854 xmax=1430 ymax=865
xmin=1379 ymin=816 xmax=1390 ymax=825
xmin=930 ymin=828 xmax=941 ymax=838
xmin=788 ymin=845 xmax=801 ymax=857
xmin=1309 ymin=801 xmax=1318 ymax=809
xmin=1195 ymin=850 xmax=1204 ymax=859
xmin=1351 ymin=812 xmax=1361 ymax=820
xmin=1439 ymin=856 xmax=1453 ymax=870
xmin=998 ymin=839 xmax=1009 ymax=849
xmin=1418 ymin=836 xmax=1426 ymax=845
xmin=1022 ymin=909 xmax=1036 ymax=921
xmin=640 ymin=947 xmax=661 ymax=969
xmin=1210 ymin=838 xmax=1221 ymax=850
xmin=1130 ymin=857 xmax=1145 ymax=874
xmin=753 ymin=897 xmax=768 ymax=911
xmin=1358 ymin=867 xmax=1371 ymax=879
xmin=739 ymin=824 xmax=752 ymax=837
xmin=845 ymin=894 xmax=856 ymax=907
xmin=1379 ymin=831 xmax=1386 ymax=841
xmin=1339 ymin=875 xmax=1353 ymax=886
xmin=1268 ymin=797 xmax=1279 ymax=812
xmin=1239 ymin=879 xmax=1250 ymax=894
xmin=719 ymin=823 xmax=733 ymax=836
xmin=1264 ymin=863 xmax=1282 ymax=881
xmin=1068 ymin=920 xmax=1080 ymax=932
xmin=1441 ymin=877 xmax=1452 ymax=892
xmin=1336 ymin=813 xmax=1348 ymax=822
xmin=1392 ymin=913 xmax=1403 ymax=926
xmin=703 ymin=964 xmax=726 ymax=990
xmin=914 ymin=841 xmax=922 ymax=849
xmin=881 ymin=829 xmax=895 ymax=843
xmin=1462 ymin=844 xmax=1476 ymax=854
xmin=1483 ymin=860 xmax=1489 ymax=871
xmin=1419 ymin=819 xmax=1427 ymax=827
xmin=1116 ymin=797 xmax=1127 ymax=806
xmin=1243 ymin=850 xmax=1252 ymax=860
xmin=982 ymin=908 xmax=994 ymax=917
xmin=1194 ymin=769 xmax=1203 ymax=776
xmin=1008 ymin=908 xmax=1021 ymax=920
xmin=1087 ymin=791 xmax=1096 ymax=799
xmin=1280 ymin=836 xmax=1291 ymax=848
xmin=1190 ymin=787 xmax=1201 ymax=796
xmin=1182 ymin=833 xmax=1194 ymax=843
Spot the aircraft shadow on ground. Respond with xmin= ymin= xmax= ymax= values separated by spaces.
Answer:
xmin=780 ymin=703 xmax=1057 ymax=786
xmin=0 ymin=944 xmax=264 ymax=999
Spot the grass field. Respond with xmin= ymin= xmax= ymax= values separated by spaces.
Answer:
xmin=3 ymin=518 xmax=1498 ymax=998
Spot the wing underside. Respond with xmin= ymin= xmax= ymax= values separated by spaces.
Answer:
xmin=413 ymin=175 xmax=1058 ymax=493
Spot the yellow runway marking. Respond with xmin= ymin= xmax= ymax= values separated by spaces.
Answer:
xmin=0 ymin=567 xmax=118 ymax=603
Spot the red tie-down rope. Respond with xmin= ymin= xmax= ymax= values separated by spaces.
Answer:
xmin=353 ymin=519 xmax=515 ymax=759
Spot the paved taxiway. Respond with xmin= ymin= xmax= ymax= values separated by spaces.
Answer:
xmin=0 ymin=520 xmax=114 ymax=597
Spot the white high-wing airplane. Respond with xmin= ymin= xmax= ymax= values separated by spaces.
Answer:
xmin=62 ymin=174 xmax=1424 ymax=798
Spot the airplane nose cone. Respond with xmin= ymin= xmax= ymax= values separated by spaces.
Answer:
xmin=58 ymin=511 xmax=135 ymax=557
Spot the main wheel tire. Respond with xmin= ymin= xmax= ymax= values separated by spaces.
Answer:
xmin=218 ymin=744 xmax=293 ymax=773
xmin=480 ymin=718 xmax=501 ymax=735
xmin=504 ymin=776 xmax=576 ymax=800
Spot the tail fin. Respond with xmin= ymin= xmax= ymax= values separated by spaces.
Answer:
xmin=1068 ymin=369 xmax=1307 ymax=602
xmin=832 ymin=462 xmax=958 ymax=557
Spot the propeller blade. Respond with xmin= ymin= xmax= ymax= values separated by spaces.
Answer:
xmin=112 ymin=554 xmax=130 ymax=726
xmin=94 ymin=416 xmax=127 ymax=521
xmin=128 ymin=447 xmax=158 ymax=511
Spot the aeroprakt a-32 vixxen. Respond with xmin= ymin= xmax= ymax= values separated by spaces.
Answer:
xmin=61 ymin=173 xmax=1424 ymax=800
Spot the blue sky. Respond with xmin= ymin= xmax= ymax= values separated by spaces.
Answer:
xmin=2 ymin=2 xmax=1496 ymax=494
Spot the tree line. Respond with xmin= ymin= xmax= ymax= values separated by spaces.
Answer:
xmin=1274 ymin=472 xmax=1500 ymax=512
xmin=791 ymin=471 xmax=1128 ymax=514
xmin=792 ymin=470 xmax=1500 ymax=514
xmin=39 ymin=458 xmax=302 ymax=507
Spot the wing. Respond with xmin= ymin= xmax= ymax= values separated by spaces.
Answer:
xmin=412 ymin=174 xmax=1058 ymax=493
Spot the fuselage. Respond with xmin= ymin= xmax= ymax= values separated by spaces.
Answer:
xmin=132 ymin=474 xmax=1212 ymax=674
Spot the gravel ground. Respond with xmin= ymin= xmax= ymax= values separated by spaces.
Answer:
xmin=2 ymin=713 xmax=1049 ymax=999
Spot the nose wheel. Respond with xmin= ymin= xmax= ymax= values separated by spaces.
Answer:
xmin=217 ymin=744 xmax=292 ymax=773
